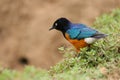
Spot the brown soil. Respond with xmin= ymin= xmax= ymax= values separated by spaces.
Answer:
xmin=0 ymin=0 xmax=120 ymax=70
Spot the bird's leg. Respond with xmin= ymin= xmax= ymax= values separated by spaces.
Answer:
xmin=87 ymin=44 xmax=91 ymax=51
xmin=74 ymin=52 xmax=80 ymax=57
xmin=74 ymin=48 xmax=81 ymax=57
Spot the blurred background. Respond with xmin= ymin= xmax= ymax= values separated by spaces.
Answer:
xmin=0 ymin=0 xmax=120 ymax=70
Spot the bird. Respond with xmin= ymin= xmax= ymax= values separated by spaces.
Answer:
xmin=49 ymin=17 xmax=107 ymax=52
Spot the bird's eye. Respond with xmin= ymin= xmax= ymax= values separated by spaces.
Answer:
xmin=55 ymin=23 xmax=58 ymax=26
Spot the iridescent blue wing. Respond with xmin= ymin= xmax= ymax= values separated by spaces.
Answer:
xmin=66 ymin=24 xmax=98 ymax=39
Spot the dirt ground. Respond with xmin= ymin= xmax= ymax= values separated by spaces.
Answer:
xmin=0 ymin=0 xmax=120 ymax=70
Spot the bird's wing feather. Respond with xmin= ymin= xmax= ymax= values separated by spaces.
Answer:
xmin=66 ymin=26 xmax=97 ymax=40
xmin=66 ymin=28 xmax=81 ymax=39
xmin=77 ymin=28 xmax=97 ymax=39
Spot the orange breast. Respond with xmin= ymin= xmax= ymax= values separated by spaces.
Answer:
xmin=65 ymin=33 xmax=88 ymax=51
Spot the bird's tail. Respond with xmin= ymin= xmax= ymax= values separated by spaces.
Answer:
xmin=92 ymin=33 xmax=108 ymax=39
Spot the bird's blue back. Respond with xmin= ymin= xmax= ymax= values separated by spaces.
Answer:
xmin=66 ymin=24 xmax=97 ymax=39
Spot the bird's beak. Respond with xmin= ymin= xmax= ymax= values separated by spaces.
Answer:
xmin=49 ymin=27 xmax=54 ymax=31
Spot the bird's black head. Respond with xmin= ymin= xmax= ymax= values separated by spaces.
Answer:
xmin=49 ymin=17 xmax=71 ymax=32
